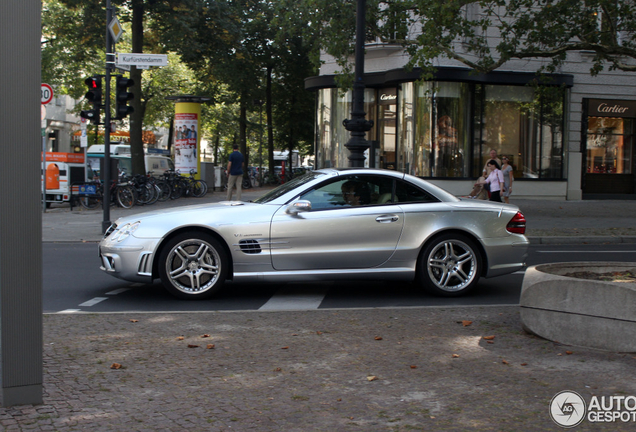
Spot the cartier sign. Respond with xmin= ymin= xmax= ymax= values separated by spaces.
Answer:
xmin=588 ymin=99 xmax=636 ymax=118
xmin=379 ymin=88 xmax=398 ymax=105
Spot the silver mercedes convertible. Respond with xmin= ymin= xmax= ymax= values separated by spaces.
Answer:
xmin=99 ymin=168 xmax=528 ymax=299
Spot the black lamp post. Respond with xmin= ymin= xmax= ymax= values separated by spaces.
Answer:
xmin=343 ymin=0 xmax=373 ymax=167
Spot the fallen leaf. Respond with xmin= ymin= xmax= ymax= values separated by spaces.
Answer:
xmin=176 ymin=336 xmax=184 ymax=341
xmin=292 ymin=333 xmax=298 ymax=336
xmin=410 ymin=365 xmax=417 ymax=369
xmin=316 ymin=331 xmax=323 ymax=335
xmin=129 ymin=319 xmax=138 ymax=323
xmin=274 ymin=367 xmax=282 ymax=372
xmin=367 ymin=376 xmax=378 ymax=381
xmin=482 ymin=335 xmax=495 ymax=340
xmin=565 ymin=351 xmax=573 ymax=355
xmin=521 ymin=363 xmax=528 ymax=366
xmin=201 ymin=334 xmax=211 ymax=338
xmin=502 ymin=359 xmax=509 ymax=365
xmin=206 ymin=344 xmax=215 ymax=349
xmin=337 ymin=398 xmax=342 ymax=402
xmin=187 ymin=344 xmax=199 ymax=348
xmin=374 ymin=336 xmax=383 ymax=341
xmin=487 ymin=341 xmax=494 ymax=344
xmin=462 ymin=321 xmax=473 ymax=327
xmin=110 ymin=363 xmax=123 ymax=369
xmin=452 ymin=354 xmax=460 ymax=358
xmin=281 ymin=346 xmax=289 ymax=350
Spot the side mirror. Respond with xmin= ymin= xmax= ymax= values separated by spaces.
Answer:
xmin=286 ymin=200 xmax=312 ymax=215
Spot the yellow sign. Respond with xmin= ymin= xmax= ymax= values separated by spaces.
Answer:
xmin=108 ymin=17 xmax=123 ymax=43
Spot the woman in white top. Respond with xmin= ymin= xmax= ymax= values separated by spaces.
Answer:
xmin=477 ymin=159 xmax=505 ymax=202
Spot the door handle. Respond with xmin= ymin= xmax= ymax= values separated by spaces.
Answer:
xmin=376 ymin=215 xmax=399 ymax=223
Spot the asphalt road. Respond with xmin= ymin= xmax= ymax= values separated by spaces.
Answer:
xmin=43 ymin=243 xmax=636 ymax=314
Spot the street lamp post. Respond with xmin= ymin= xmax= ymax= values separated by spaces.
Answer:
xmin=343 ymin=0 xmax=373 ymax=167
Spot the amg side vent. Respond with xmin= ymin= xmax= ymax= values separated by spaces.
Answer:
xmin=239 ymin=239 xmax=262 ymax=254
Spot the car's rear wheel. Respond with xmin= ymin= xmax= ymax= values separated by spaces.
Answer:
xmin=418 ymin=233 xmax=482 ymax=297
xmin=158 ymin=232 xmax=228 ymax=300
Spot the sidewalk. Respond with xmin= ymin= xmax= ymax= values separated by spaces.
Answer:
xmin=42 ymin=190 xmax=636 ymax=244
xmin=12 ymin=193 xmax=635 ymax=430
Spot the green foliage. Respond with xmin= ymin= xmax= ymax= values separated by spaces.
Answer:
xmin=310 ymin=0 xmax=636 ymax=79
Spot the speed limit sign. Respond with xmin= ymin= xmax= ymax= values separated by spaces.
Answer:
xmin=41 ymin=83 xmax=53 ymax=105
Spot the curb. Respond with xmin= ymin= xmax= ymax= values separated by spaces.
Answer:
xmin=527 ymin=236 xmax=636 ymax=245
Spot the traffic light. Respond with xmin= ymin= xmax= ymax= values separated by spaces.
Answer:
xmin=114 ymin=75 xmax=134 ymax=120
xmin=79 ymin=76 xmax=102 ymax=125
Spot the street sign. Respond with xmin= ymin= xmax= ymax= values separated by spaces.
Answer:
xmin=116 ymin=53 xmax=168 ymax=68
xmin=108 ymin=17 xmax=124 ymax=44
xmin=41 ymin=83 xmax=53 ymax=105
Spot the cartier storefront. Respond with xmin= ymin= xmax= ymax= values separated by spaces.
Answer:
xmin=583 ymin=99 xmax=636 ymax=198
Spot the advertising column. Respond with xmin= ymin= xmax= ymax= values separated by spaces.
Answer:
xmin=174 ymin=103 xmax=201 ymax=178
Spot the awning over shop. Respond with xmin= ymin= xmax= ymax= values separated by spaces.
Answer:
xmin=73 ymin=130 xmax=156 ymax=144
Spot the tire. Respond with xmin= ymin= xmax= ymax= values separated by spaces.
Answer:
xmin=191 ymin=180 xmax=207 ymax=197
xmin=417 ymin=233 xmax=482 ymax=297
xmin=116 ymin=185 xmax=136 ymax=209
xmin=156 ymin=181 xmax=171 ymax=202
xmin=242 ymin=178 xmax=252 ymax=189
xmin=136 ymin=183 xmax=153 ymax=205
xmin=170 ymin=181 xmax=183 ymax=200
xmin=158 ymin=232 xmax=228 ymax=300
xmin=79 ymin=195 xmax=100 ymax=210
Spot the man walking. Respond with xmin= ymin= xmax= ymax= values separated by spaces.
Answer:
xmin=226 ymin=144 xmax=244 ymax=201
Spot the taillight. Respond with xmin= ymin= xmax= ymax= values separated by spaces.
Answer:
xmin=506 ymin=211 xmax=526 ymax=235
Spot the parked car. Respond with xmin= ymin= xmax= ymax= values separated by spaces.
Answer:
xmin=98 ymin=168 xmax=528 ymax=299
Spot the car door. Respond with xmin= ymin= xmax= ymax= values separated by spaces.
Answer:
xmin=269 ymin=175 xmax=404 ymax=271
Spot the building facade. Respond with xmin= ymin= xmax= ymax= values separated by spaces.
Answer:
xmin=306 ymin=43 xmax=636 ymax=200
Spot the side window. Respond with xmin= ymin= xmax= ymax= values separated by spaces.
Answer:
xmin=300 ymin=175 xmax=391 ymax=210
xmin=395 ymin=180 xmax=438 ymax=204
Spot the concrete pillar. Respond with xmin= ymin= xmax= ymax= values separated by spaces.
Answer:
xmin=0 ymin=0 xmax=43 ymax=406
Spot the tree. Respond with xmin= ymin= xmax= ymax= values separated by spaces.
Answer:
xmin=310 ymin=0 xmax=636 ymax=79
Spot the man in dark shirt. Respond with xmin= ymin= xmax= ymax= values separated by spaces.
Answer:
xmin=226 ymin=144 xmax=244 ymax=200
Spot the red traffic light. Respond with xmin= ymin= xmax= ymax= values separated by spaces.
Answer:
xmin=85 ymin=77 xmax=101 ymax=89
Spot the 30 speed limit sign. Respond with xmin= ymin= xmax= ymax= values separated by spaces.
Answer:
xmin=41 ymin=83 xmax=53 ymax=105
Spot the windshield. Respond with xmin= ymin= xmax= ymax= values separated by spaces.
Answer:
xmin=253 ymin=172 xmax=326 ymax=204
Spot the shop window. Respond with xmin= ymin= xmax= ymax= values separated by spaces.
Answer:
xmin=586 ymin=117 xmax=633 ymax=174
xmin=481 ymin=85 xmax=564 ymax=179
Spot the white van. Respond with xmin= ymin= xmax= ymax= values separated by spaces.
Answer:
xmin=86 ymin=145 xmax=174 ymax=177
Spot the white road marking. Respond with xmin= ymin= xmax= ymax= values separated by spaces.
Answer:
xmin=79 ymin=297 xmax=108 ymax=307
xmin=259 ymin=287 xmax=327 ymax=311
xmin=106 ymin=288 xmax=130 ymax=295
xmin=536 ymin=250 xmax=636 ymax=253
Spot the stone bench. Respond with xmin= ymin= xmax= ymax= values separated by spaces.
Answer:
xmin=520 ymin=262 xmax=636 ymax=352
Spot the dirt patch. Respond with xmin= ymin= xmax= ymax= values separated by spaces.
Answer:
xmin=563 ymin=270 xmax=636 ymax=283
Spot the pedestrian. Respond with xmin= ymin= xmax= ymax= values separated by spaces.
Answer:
xmin=226 ymin=144 xmax=244 ymax=201
xmin=476 ymin=159 xmax=504 ymax=202
xmin=501 ymin=155 xmax=514 ymax=204
xmin=483 ymin=149 xmax=502 ymax=174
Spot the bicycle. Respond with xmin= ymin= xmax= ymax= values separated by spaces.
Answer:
xmin=176 ymin=169 xmax=208 ymax=198
xmin=78 ymin=176 xmax=136 ymax=210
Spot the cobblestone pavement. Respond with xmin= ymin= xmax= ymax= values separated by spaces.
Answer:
xmin=3 ymin=307 xmax=636 ymax=431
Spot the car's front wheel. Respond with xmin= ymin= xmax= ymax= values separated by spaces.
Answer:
xmin=158 ymin=232 xmax=228 ymax=300
xmin=418 ymin=233 xmax=482 ymax=297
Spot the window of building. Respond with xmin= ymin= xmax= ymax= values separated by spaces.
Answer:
xmin=586 ymin=117 xmax=634 ymax=174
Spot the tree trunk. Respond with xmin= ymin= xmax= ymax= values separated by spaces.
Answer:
xmin=240 ymin=98 xmax=249 ymax=178
xmin=129 ymin=0 xmax=145 ymax=176
xmin=266 ymin=65 xmax=274 ymax=174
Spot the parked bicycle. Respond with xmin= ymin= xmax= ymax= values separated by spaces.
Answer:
xmin=77 ymin=176 xmax=136 ymax=210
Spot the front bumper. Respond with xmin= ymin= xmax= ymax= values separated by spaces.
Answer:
xmin=98 ymin=238 xmax=159 ymax=284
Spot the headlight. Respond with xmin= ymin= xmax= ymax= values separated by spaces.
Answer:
xmin=111 ymin=221 xmax=140 ymax=242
